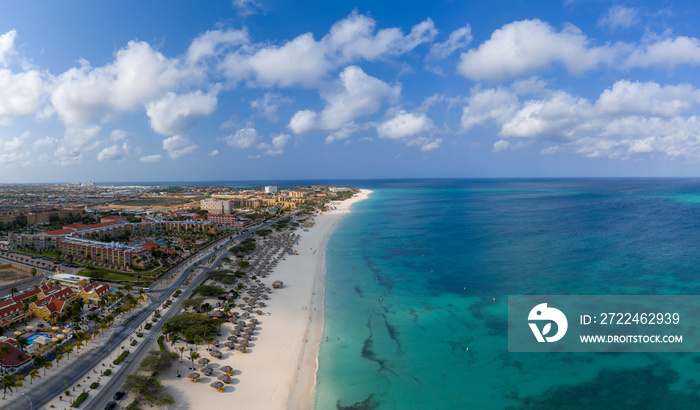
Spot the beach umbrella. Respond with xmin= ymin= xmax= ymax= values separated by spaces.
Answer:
xmin=242 ymin=312 xmax=250 ymax=318
xmin=13 ymin=331 xmax=21 ymax=336
xmin=26 ymin=326 xmax=34 ymax=331
xmin=198 ymin=358 xmax=210 ymax=365
xmin=220 ymin=365 xmax=233 ymax=376
xmin=56 ymin=334 xmax=64 ymax=339
xmin=256 ymin=310 xmax=263 ymax=315
xmin=210 ymin=350 xmax=222 ymax=359
xmin=210 ymin=381 xmax=225 ymax=392
xmin=235 ymin=345 xmax=246 ymax=352
xmin=224 ymin=341 xmax=235 ymax=349
xmin=188 ymin=372 xmax=200 ymax=382
xmin=227 ymin=336 xmax=237 ymax=342
xmin=51 ymin=338 xmax=59 ymax=343
xmin=201 ymin=366 xmax=214 ymax=376
xmin=51 ymin=327 xmax=59 ymax=331
xmin=62 ymin=329 xmax=70 ymax=334
xmin=218 ymin=374 xmax=231 ymax=383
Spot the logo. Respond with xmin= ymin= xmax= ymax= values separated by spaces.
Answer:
xmin=528 ymin=303 xmax=568 ymax=343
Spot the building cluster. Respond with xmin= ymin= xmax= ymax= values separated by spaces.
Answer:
xmin=0 ymin=274 xmax=111 ymax=371
xmin=8 ymin=217 xmax=216 ymax=270
xmin=0 ymin=207 xmax=84 ymax=227
xmin=203 ymin=187 xmax=309 ymax=219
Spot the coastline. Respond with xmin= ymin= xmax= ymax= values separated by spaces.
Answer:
xmin=289 ymin=189 xmax=372 ymax=410
xmin=155 ymin=189 xmax=371 ymax=409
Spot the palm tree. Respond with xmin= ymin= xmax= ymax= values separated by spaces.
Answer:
xmin=74 ymin=341 xmax=83 ymax=353
xmin=178 ymin=346 xmax=185 ymax=362
xmin=55 ymin=354 xmax=63 ymax=368
xmin=1 ymin=373 xmax=16 ymax=399
xmin=0 ymin=344 xmax=10 ymax=375
xmin=193 ymin=336 xmax=202 ymax=352
xmin=33 ymin=356 xmax=46 ymax=374
xmin=188 ymin=351 xmax=200 ymax=369
xmin=9 ymin=287 xmax=18 ymax=298
xmin=16 ymin=337 xmax=29 ymax=352
xmin=64 ymin=345 xmax=73 ymax=359
xmin=15 ymin=374 xmax=25 ymax=388
xmin=42 ymin=361 xmax=52 ymax=376
xmin=28 ymin=369 xmax=40 ymax=385
xmin=170 ymin=334 xmax=180 ymax=347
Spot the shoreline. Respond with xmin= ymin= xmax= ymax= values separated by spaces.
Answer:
xmin=153 ymin=189 xmax=371 ymax=409
xmin=289 ymin=189 xmax=372 ymax=409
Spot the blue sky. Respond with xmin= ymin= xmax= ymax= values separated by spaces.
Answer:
xmin=2 ymin=0 xmax=700 ymax=182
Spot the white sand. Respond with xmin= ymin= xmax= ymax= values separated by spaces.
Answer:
xmin=158 ymin=189 xmax=371 ymax=410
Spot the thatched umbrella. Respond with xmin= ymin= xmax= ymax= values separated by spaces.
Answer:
xmin=224 ymin=341 xmax=235 ymax=349
xmin=188 ymin=372 xmax=201 ymax=382
xmin=235 ymin=345 xmax=246 ymax=352
xmin=210 ymin=350 xmax=222 ymax=359
xmin=201 ymin=366 xmax=214 ymax=376
xmin=220 ymin=365 xmax=233 ymax=376
xmin=242 ymin=312 xmax=250 ymax=318
xmin=227 ymin=336 xmax=237 ymax=342
xmin=218 ymin=374 xmax=231 ymax=383
xmin=239 ymin=340 xmax=249 ymax=347
xmin=198 ymin=358 xmax=210 ymax=366
xmin=256 ymin=310 xmax=263 ymax=315
xmin=210 ymin=381 xmax=225 ymax=392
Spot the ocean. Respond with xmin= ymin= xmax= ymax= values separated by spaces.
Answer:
xmin=316 ymin=179 xmax=700 ymax=409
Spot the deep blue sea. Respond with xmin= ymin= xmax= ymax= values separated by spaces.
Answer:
xmin=315 ymin=179 xmax=700 ymax=409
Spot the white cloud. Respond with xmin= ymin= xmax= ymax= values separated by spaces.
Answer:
xmin=187 ymin=28 xmax=249 ymax=63
xmin=0 ymin=30 xmax=16 ymax=66
xmin=429 ymin=24 xmax=473 ymax=59
xmin=209 ymin=149 xmax=219 ymax=156
xmin=33 ymin=136 xmax=59 ymax=148
xmin=110 ymin=130 xmax=127 ymax=141
xmin=598 ymin=6 xmax=640 ymax=30
xmin=625 ymin=36 xmax=700 ymax=69
xmin=493 ymin=140 xmax=510 ymax=152
xmin=250 ymin=92 xmax=291 ymax=122
xmin=325 ymin=122 xmax=359 ymax=144
xmin=97 ymin=142 xmax=134 ymax=161
xmin=51 ymin=41 xmax=192 ymax=126
xmin=377 ymin=110 xmax=440 ymax=151
xmin=596 ymin=80 xmax=700 ymax=117
xmin=223 ymin=127 xmax=259 ymax=149
xmin=0 ymin=131 xmax=30 ymax=152
xmin=162 ymin=135 xmax=198 ymax=159
xmin=54 ymin=125 xmax=102 ymax=166
xmin=232 ymin=0 xmax=264 ymax=17
xmin=462 ymin=87 xmax=520 ymax=130
xmin=257 ymin=133 xmax=290 ymax=156
xmin=458 ymin=19 xmax=621 ymax=80
xmin=288 ymin=66 xmax=400 ymax=133
xmin=220 ymin=11 xmax=436 ymax=87
xmin=146 ymin=89 xmax=219 ymax=135
xmin=0 ymin=69 xmax=49 ymax=125
xmin=140 ymin=154 xmax=161 ymax=163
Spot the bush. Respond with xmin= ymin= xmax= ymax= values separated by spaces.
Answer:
xmin=71 ymin=392 xmax=89 ymax=407
xmin=130 ymin=340 xmax=137 ymax=346
xmin=103 ymin=369 xmax=112 ymax=376
xmin=137 ymin=332 xmax=144 ymax=338
xmin=144 ymin=323 xmax=152 ymax=330
xmin=90 ymin=382 xmax=99 ymax=389
xmin=157 ymin=335 xmax=166 ymax=352
xmin=113 ymin=350 xmax=129 ymax=365
xmin=125 ymin=400 xmax=142 ymax=410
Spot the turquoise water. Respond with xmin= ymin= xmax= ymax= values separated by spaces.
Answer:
xmin=26 ymin=333 xmax=50 ymax=345
xmin=316 ymin=180 xmax=700 ymax=409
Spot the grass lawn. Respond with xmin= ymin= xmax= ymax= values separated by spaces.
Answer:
xmin=79 ymin=266 xmax=139 ymax=281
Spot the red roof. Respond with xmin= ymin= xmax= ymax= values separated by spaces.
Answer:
xmin=139 ymin=242 xmax=161 ymax=251
xmin=0 ymin=341 xmax=31 ymax=367
xmin=12 ymin=287 xmax=43 ymax=303
xmin=101 ymin=215 xmax=124 ymax=220
xmin=64 ymin=223 xmax=89 ymax=231
xmin=43 ymin=228 xmax=76 ymax=236
xmin=88 ymin=221 xmax=121 ymax=229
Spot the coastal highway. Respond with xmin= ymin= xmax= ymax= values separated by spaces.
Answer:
xmin=5 ymin=220 xmax=274 ymax=410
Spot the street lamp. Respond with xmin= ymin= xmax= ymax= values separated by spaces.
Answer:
xmin=21 ymin=392 xmax=33 ymax=410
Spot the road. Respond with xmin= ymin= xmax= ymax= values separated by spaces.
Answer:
xmin=5 ymin=220 xmax=274 ymax=410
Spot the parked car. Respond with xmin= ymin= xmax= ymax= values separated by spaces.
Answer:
xmin=105 ymin=402 xmax=116 ymax=410
xmin=113 ymin=391 xmax=125 ymax=400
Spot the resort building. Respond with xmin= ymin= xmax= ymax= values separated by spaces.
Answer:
xmin=264 ymin=186 xmax=278 ymax=194
xmin=48 ymin=273 xmax=91 ymax=292
xmin=201 ymin=198 xmax=234 ymax=215
xmin=207 ymin=214 xmax=252 ymax=227
xmin=0 ymin=340 xmax=31 ymax=372
xmin=78 ymin=282 xmax=111 ymax=303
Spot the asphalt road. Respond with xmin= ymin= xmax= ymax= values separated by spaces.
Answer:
xmin=5 ymin=220 xmax=274 ymax=410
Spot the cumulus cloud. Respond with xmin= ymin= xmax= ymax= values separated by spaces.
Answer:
xmin=0 ymin=30 xmax=16 ymax=66
xmin=0 ymin=131 xmax=30 ymax=152
xmin=233 ymin=0 xmax=264 ymax=17
xmin=257 ymin=133 xmax=290 ymax=156
xmin=462 ymin=87 xmax=520 ymax=130
xmin=162 ymin=135 xmax=198 ymax=159
xmin=325 ymin=122 xmax=359 ymax=144
xmin=209 ymin=149 xmax=219 ymax=156
xmin=33 ymin=136 xmax=59 ymax=148
xmin=220 ymin=11 xmax=436 ymax=87
xmin=598 ymin=5 xmax=640 ymax=30
xmin=223 ymin=127 xmax=259 ymax=149
xmin=51 ymin=41 xmax=193 ymax=126
xmin=625 ymin=36 xmax=700 ymax=69
xmin=596 ymin=80 xmax=700 ymax=117
xmin=429 ymin=24 xmax=473 ymax=59
xmin=97 ymin=142 xmax=134 ymax=161
xmin=458 ymin=19 xmax=622 ymax=80
xmin=288 ymin=66 xmax=400 ymax=133
xmin=187 ymin=28 xmax=249 ymax=63
xmin=250 ymin=92 xmax=291 ymax=122
xmin=140 ymin=154 xmax=161 ymax=163
xmin=146 ymin=89 xmax=219 ymax=135
xmin=377 ymin=110 xmax=440 ymax=151
xmin=0 ymin=69 xmax=49 ymax=125
xmin=54 ymin=125 xmax=102 ymax=166
xmin=110 ymin=130 xmax=128 ymax=141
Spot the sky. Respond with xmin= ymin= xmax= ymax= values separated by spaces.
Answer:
xmin=2 ymin=0 xmax=700 ymax=182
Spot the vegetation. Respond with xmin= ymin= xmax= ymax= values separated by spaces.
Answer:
xmin=125 ymin=400 xmax=142 ymax=410
xmin=138 ymin=350 xmax=179 ymax=376
xmin=229 ymin=238 xmax=256 ymax=254
xmin=103 ymin=369 xmax=112 ymax=376
xmin=144 ymin=323 xmax=152 ymax=330
xmin=114 ymin=350 xmax=130 ymax=365
xmin=162 ymin=313 xmax=218 ymax=341
xmin=123 ymin=375 xmax=174 ymax=407
xmin=90 ymin=382 xmax=99 ymax=389
xmin=71 ymin=392 xmax=89 ymax=407
xmin=181 ymin=297 xmax=206 ymax=311
xmin=192 ymin=284 xmax=224 ymax=296
xmin=137 ymin=332 xmax=144 ymax=338
xmin=208 ymin=269 xmax=237 ymax=285
xmin=254 ymin=228 xmax=272 ymax=236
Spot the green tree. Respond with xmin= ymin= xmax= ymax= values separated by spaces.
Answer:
xmin=138 ymin=350 xmax=179 ymax=376
xmin=188 ymin=351 xmax=200 ymax=369
xmin=123 ymin=375 xmax=174 ymax=407
xmin=28 ymin=369 xmax=40 ymax=385
xmin=9 ymin=287 xmax=18 ymax=298
xmin=1 ymin=373 xmax=16 ymax=399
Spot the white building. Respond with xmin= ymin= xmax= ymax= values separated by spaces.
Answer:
xmin=201 ymin=198 xmax=233 ymax=214
xmin=264 ymin=186 xmax=278 ymax=194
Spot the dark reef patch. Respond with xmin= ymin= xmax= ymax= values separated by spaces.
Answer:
xmin=337 ymin=393 xmax=381 ymax=410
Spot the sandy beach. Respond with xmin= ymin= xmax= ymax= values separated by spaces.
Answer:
xmin=158 ymin=189 xmax=371 ymax=410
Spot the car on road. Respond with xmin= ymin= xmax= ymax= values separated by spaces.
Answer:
xmin=105 ymin=402 xmax=116 ymax=410
xmin=113 ymin=391 xmax=125 ymax=400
